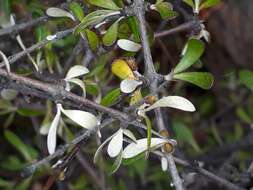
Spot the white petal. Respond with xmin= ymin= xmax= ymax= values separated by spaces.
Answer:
xmin=94 ymin=134 xmax=114 ymax=163
xmin=60 ymin=105 xmax=98 ymax=129
xmin=107 ymin=129 xmax=123 ymax=158
xmin=120 ymin=79 xmax=142 ymax=93
xmin=0 ymin=50 xmax=10 ymax=72
xmin=123 ymin=129 xmax=137 ymax=143
xmin=117 ymin=39 xmax=141 ymax=52
xmin=0 ymin=89 xmax=18 ymax=100
xmin=65 ymin=78 xmax=86 ymax=97
xmin=10 ymin=14 xmax=15 ymax=26
xmin=122 ymin=138 xmax=168 ymax=159
xmin=161 ymin=156 xmax=168 ymax=171
xmin=46 ymin=34 xmax=57 ymax=41
xmin=65 ymin=65 xmax=89 ymax=80
xmin=47 ymin=104 xmax=61 ymax=154
xmin=194 ymin=0 xmax=200 ymax=13
xmin=144 ymin=96 xmax=196 ymax=112
xmin=16 ymin=35 xmax=38 ymax=71
xmin=39 ymin=122 xmax=50 ymax=135
xmin=46 ymin=7 xmax=75 ymax=21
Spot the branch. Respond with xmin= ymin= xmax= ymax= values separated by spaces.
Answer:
xmin=133 ymin=0 xmax=159 ymax=82
xmin=154 ymin=20 xmax=203 ymax=38
xmin=133 ymin=0 xmax=183 ymax=189
xmin=0 ymin=68 xmax=130 ymax=121
xmin=22 ymin=118 xmax=115 ymax=177
xmin=0 ymin=28 xmax=74 ymax=68
xmin=173 ymin=157 xmax=246 ymax=190
xmin=0 ymin=15 xmax=49 ymax=37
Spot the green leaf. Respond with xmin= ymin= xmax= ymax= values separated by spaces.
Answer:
xmin=236 ymin=107 xmax=252 ymax=124
xmin=88 ymin=0 xmax=121 ymax=10
xmin=4 ymin=130 xmax=33 ymax=161
xmin=84 ymin=29 xmax=99 ymax=51
xmin=173 ymin=72 xmax=214 ymax=89
xmin=200 ymin=0 xmax=220 ymax=9
xmin=155 ymin=2 xmax=178 ymax=20
xmin=183 ymin=0 xmax=194 ymax=7
xmin=69 ymin=2 xmax=84 ymax=21
xmin=143 ymin=115 xmax=152 ymax=158
xmin=174 ymin=39 xmax=205 ymax=74
xmin=239 ymin=70 xmax=253 ymax=92
xmin=101 ymin=88 xmax=121 ymax=106
xmin=102 ymin=21 xmax=119 ymax=46
xmin=86 ymin=83 xmax=99 ymax=96
xmin=76 ymin=9 xmax=117 ymax=32
xmin=17 ymin=108 xmax=44 ymax=117
xmin=172 ymin=121 xmax=200 ymax=152
xmin=127 ymin=16 xmax=141 ymax=43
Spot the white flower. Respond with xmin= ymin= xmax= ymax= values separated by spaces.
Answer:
xmin=120 ymin=78 xmax=143 ymax=93
xmin=94 ymin=128 xmax=136 ymax=162
xmin=47 ymin=103 xmax=98 ymax=154
xmin=122 ymin=138 xmax=169 ymax=159
xmin=138 ymin=96 xmax=196 ymax=116
xmin=64 ymin=65 xmax=89 ymax=97
xmin=117 ymin=39 xmax=141 ymax=52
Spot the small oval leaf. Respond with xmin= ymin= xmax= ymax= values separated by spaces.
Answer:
xmin=111 ymin=59 xmax=135 ymax=79
xmin=107 ymin=129 xmax=123 ymax=158
xmin=47 ymin=104 xmax=61 ymax=155
xmin=120 ymin=79 xmax=142 ymax=93
xmin=174 ymin=39 xmax=204 ymax=74
xmin=46 ymin=7 xmax=75 ymax=21
xmin=88 ymin=0 xmax=121 ymax=10
xmin=122 ymin=138 xmax=167 ymax=159
xmin=173 ymin=72 xmax=214 ymax=89
xmin=102 ymin=21 xmax=119 ymax=46
xmin=144 ymin=96 xmax=196 ymax=112
xmin=60 ymin=105 xmax=98 ymax=129
xmin=65 ymin=65 xmax=89 ymax=80
xmin=117 ymin=39 xmax=142 ymax=52
xmin=66 ymin=78 xmax=86 ymax=97
xmin=69 ymin=2 xmax=84 ymax=21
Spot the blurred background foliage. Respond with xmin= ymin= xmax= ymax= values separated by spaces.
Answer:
xmin=0 ymin=0 xmax=253 ymax=189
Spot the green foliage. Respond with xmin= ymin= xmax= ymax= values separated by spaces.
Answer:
xmin=183 ymin=0 xmax=194 ymax=7
xmin=101 ymin=88 xmax=121 ymax=106
xmin=76 ymin=9 xmax=118 ymax=32
xmin=69 ymin=2 xmax=84 ymax=21
xmin=4 ymin=130 xmax=38 ymax=161
xmin=17 ymin=108 xmax=45 ymax=117
xmin=88 ymin=0 xmax=121 ymax=10
xmin=239 ymin=70 xmax=253 ymax=92
xmin=143 ymin=115 xmax=152 ymax=157
xmin=174 ymin=39 xmax=205 ymax=74
xmin=173 ymin=72 xmax=214 ymax=89
xmin=200 ymin=0 xmax=220 ymax=9
xmin=102 ymin=21 xmax=119 ymax=46
xmin=172 ymin=121 xmax=200 ymax=152
xmin=127 ymin=16 xmax=141 ymax=43
xmin=83 ymin=29 xmax=99 ymax=51
xmin=154 ymin=1 xmax=178 ymax=19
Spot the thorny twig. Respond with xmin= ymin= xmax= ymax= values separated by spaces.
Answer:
xmin=0 ymin=1 xmax=247 ymax=189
